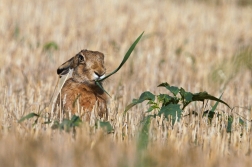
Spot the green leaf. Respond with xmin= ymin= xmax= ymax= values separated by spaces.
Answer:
xmin=139 ymin=91 xmax=155 ymax=101
xmin=43 ymin=41 xmax=58 ymax=52
xmin=158 ymin=82 xmax=180 ymax=96
xmin=96 ymin=81 xmax=111 ymax=97
xmin=18 ymin=113 xmax=39 ymax=123
xmin=147 ymin=100 xmax=157 ymax=105
xmin=99 ymin=121 xmax=114 ymax=133
xmin=227 ymin=116 xmax=233 ymax=133
xmin=158 ymin=104 xmax=183 ymax=125
xmin=180 ymin=88 xmax=193 ymax=102
xmin=203 ymin=110 xmax=216 ymax=120
xmin=239 ymin=118 xmax=244 ymax=125
xmin=179 ymin=88 xmax=193 ymax=109
xmin=60 ymin=119 xmax=72 ymax=132
xmin=124 ymin=91 xmax=155 ymax=113
xmin=96 ymin=32 xmax=144 ymax=83
xmin=157 ymin=94 xmax=179 ymax=107
xmin=14 ymin=25 xmax=20 ymax=39
xmin=157 ymin=94 xmax=172 ymax=103
xmin=203 ymin=94 xmax=224 ymax=122
xmin=147 ymin=105 xmax=159 ymax=112
xmin=70 ymin=115 xmax=82 ymax=127
xmin=137 ymin=116 xmax=152 ymax=151
xmin=72 ymin=94 xmax=81 ymax=108
xmin=184 ymin=92 xmax=193 ymax=102
xmin=192 ymin=91 xmax=231 ymax=109
xmin=210 ymin=93 xmax=223 ymax=113
xmin=227 ymin=116 xmax=244 ymax=133
xmin=51 ymin=115 xmax=82 ymax=131
xmin=51 ymin=121 xmax=60 ymax=130
xmin=43 ymin=121 xmax=52 ymax=124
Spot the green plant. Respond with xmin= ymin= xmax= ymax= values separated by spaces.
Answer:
xmin=125 ymin=82 xmax=231 ymax=149
xmin=96 ymin=32 xmax=144 ymax=96
xmin=18 ymin=112 xmax=82 ymax=132
xmin=43 ymin=41 xmax=59 ymax=52
xmin=51 ymin=115 xmax=82 ymax=132
xmin=125 ymin=82 xmax=230 ymax=122
xmin=18 ymin=112 xmax=113 ymax=133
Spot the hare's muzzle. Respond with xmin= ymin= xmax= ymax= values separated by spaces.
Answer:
xmin=93 ymin=71 xmax=106 ymax=81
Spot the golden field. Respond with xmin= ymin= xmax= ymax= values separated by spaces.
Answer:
xmin=0 ymin=0 xmax=252 ymax=166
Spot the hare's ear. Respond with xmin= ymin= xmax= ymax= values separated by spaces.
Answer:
xmin=57 ymin=57 xmax=74 ymax=76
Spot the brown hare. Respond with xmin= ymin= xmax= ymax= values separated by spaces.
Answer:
xmin=54 ymin=49 xmax=108 ymax=121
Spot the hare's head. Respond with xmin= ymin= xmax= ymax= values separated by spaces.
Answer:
xmin=57 ymin=49 xmax=106 ymax=84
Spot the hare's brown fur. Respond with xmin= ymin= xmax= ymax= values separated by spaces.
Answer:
xmin=54 ymin=49 xmax=108 ymax=120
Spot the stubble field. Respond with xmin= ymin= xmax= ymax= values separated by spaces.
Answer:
xmin=0 ymin=0 xmax=252 ymax=166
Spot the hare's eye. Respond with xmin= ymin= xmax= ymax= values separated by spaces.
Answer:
xmin=78 ymin=55 xmax=84 ymax=62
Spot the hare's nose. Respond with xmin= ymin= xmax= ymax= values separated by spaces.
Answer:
xmin=94 ymin=71 xmax=103 ymax=78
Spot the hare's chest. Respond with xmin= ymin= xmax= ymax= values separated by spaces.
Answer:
xmin=77 ymin=88 xmax=106 ymax=108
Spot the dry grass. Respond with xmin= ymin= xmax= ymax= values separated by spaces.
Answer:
xmin=0 ymin=0 xmax=252 ymax=166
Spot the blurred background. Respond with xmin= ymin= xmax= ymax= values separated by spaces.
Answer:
xmin=0 ymin=0 xmax=251 ymax=105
